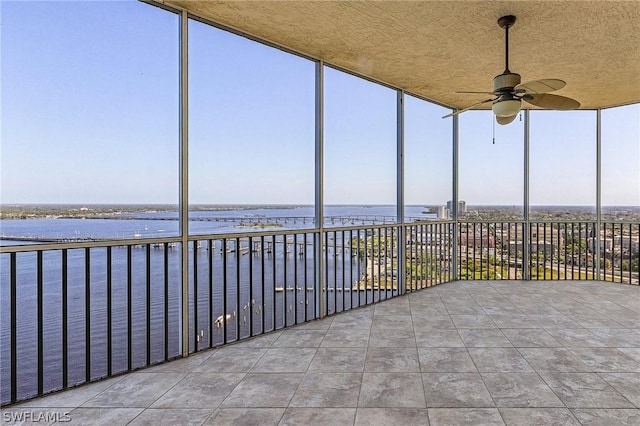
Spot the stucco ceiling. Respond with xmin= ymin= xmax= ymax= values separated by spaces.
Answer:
xmin=160 ymin=0 xmax=640 ymax=111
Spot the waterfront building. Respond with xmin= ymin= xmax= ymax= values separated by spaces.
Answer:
xmin=446 ymin=200 xmax=467 ymax=218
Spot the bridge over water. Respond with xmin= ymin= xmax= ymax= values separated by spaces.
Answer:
xmin=103 ymin=215 xmax=407 ymax=225
xmin=1 ymin=215 xmax=428 ymax=244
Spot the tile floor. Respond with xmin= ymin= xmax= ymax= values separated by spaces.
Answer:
xmin=2 ymin=280 xmax=639 ymax=425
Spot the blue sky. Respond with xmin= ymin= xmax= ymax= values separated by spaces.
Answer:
xmin=1 ymin=0 xmax=638 ymax=207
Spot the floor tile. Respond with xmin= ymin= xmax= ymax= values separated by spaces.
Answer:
xmin=81 ymin=372 xmax=185 ymax=408
xmin=279 ymin=408 xmax=356 ymax=426
xmin=488 ymin=314 xmax=534 ymax=329
xmin=411 ymin=315 xmax=456 ymax=329
xmin=422 ymin=373 xmax=494 ymax=408
xmin=528 ymin=315 xmax=583 ymax=329
xmin=203 ymin=408 xmax=285 ymax=425
xmin=193 ymin=347 xmax=266 ymax=373
xmin=467 ymin=348 xmax=533 ymax=372
xmin=539 ymin=372 xmax=635 ymax=408
xmin=427 ymin=408 xmax=504 ymax=426
xmin=571 ymin=316 xmax=627 ymax=329
xmin=545 ymin=329 xmax=607 ymax=348
xmin=570 ymin=408 xmax=640 ymax=425
xmin=518 ymin=348 xmax=591 ymax=373
xmin=354 ymin=408 xmax=429 ymax=425
xmin=319 ymin=328 xmax=370 ymax=348
xmin=150 ymin=373 xmax=244 ymax=409
xmin=498 ymin=408 xmax=580 ymax=425
xmin=458 ymin=329 xmax=513 ymax=347
xmin=481 ymin=305 xmax=523 ymax=316
xmin=410 ymin=304 xmax=450 ymax=316
xmin=358 ymin=373 xmax=426 ymax=408
xmin=450 ymin=315 xmax=497 ymax=329
xmin=371 ymin=314 xmax=414 ymax=331
xmin=569 ymin=348 xmax=640 ymax=372
xmin=128 ymin=408 xmax=213 ymax=426
xmin=368 ymin=327 xmax=417 ymax=348
xmin=328 ymin=311 xmax=373 ymax=330
xmin=517 ymin=304 xmax=561 ymax=316
xmin=374 ymin=298 xmax=411 ymax=315
xmin=365 ymin=347 xmax=420 ymax=372
xmin=608 ymin=316 xmax=640 ymax=329
xmin=481 ymin=373 xmax=564 ymax=407
xmin=271 ymin=329 xmax=326 ymax=348
xmin=12 ymin=376 xmax=124 ymax=408
xmin=501 ymin=328 xmax=562 ymax=348
xmin=289 ymin=373 xmax=361 ymax=407
xmin=61 ymin=408 xmax=143 ymax=425
xmin=599 ymin=373 xmax=640 ymax=407
xmin=220 ymin=373 xmax=303 ymax=408
xmin=308 ymin=347 xmax=367 ymax=372
xmin=619 ymin=348 xmax=640 ymax=363
xmin=414 ymin=329 xmax=465 ymax=348
xmin=443 ymin=303 xmax=486 ymax=315
xmin=417 ymin=348 xmax=477 ymax=373
xmin=250 ymin=347 xmax=316 ymax=373
xmin=589 ymin=328 xmax=640 ymax=347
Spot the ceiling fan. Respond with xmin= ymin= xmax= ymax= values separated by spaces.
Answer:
xmin=443 ymin=15 xmax=580 ymax=125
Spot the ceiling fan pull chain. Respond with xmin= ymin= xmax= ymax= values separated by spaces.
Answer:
xmin=493 ymin=116 xmax=496 ymax=144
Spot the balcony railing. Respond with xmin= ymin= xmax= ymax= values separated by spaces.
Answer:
xmin=1 ymin=222 xmax=454 ymax=406
xmin=2 ymin=219 xmax=637 ymax=406
xmin=458 ymin=221 xmax=639 ymax=284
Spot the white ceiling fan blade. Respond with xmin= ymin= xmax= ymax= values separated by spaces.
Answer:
xmin=515 ymin=79 xmax=566 ymax=94
xmin=496 ymin=114 xmax=518 ymax=125
xmin=524 ymin=93 xmax=580 ymax=110
xmin=442 ymin=98 xmax=496 ymax=118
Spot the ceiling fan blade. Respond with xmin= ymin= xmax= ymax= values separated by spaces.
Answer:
xmin=524 ymin=93 xmax=580 ymax=110
xmin=515 ymin=79 xmax=566 ymax=94
xmin=496 ymin=114 xmax=518 ymax=125
xmin=442 ymin=98 xmax=496 ymax=118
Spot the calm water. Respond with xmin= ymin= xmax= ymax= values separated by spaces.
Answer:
xmin=0 ymin=205 xmax=433 ymax=244
xmin=0 ymin=205 xmax=434 ymax=405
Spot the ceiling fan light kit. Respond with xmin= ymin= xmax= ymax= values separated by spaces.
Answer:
xmin=492 ymin=97 xmax=521 ymax=117
xmin=444 ymin=14 xmax=580 ymax=124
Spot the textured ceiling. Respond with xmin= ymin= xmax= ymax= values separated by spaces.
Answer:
xmin=160 ymin=0 xmax=640 ymax=111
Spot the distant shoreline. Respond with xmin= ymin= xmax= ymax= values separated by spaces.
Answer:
xmin=1 ymin=204 xmax=638 ymax=220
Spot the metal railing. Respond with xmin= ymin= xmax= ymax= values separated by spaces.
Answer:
xmin=457 ymin=221 xmax=639 ymax=284
xmin=1 ymin=239 xmax=183 ymax=407
xmin=3 ymin=219 xmax=635 ymax=405
xmin=0 ymin=222 xmax=453 ymax=406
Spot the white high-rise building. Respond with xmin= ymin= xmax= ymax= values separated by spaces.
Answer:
xmin=446 ymin=200 xmax=467 ymax=217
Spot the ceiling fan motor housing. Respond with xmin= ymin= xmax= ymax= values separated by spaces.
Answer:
xmin=493 ymin=72 xmax=521 ymax=92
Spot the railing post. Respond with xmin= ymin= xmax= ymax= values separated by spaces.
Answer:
xmin=595 ymin=109 xmax=602 ymax=280
xmin=397 ymin=90 xmax=406 ymax=293
xmin=315 ymin=60 xmax=325 ymax=318
xmin=179 ymin=9 xmax=190 ymax=357
xmin=452 ymin=114 xmax=459 ymax=280
xmin=523 ymin=109 xmax=530 ymax=280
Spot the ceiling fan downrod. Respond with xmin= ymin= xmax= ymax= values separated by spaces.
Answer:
xmin=498 ymin=15 xmax=516 ymax=73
